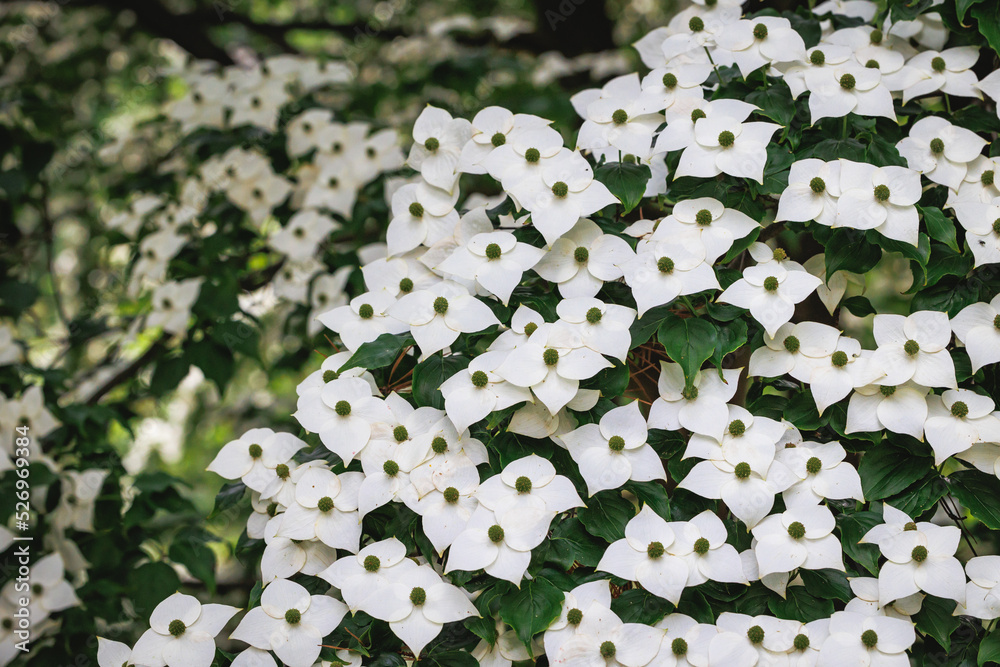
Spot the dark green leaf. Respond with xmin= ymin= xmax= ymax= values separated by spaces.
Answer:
xmin=578 ymin=491 xmax=636 ymax=542
xmin=949 ymin=469 xmax=1000 ymax=529
xmin=824 ymin=229 xmax=882 ymax=279
xmin=499 ymin=577 xmax=564 ymax=652
xmin=973 ymin=2 xmax=1000 ymax=55
xmin=797 ymin=569 xmax=853 ymax=602
xmin=837 ymin=511 xmax=883 ymax=575
xmin=921 ymin=206 xmax=959 ymax=252
xmin=767 ymin=587 xmax=834 ymax=623
xmin=411 ymin=354 xmax=469 ymax=409
xmin=842 ymin=296 xmax=876 ymax=317
xmin=594 ymin=161 xmax=651 ymax=214
xmin=657 ymin=315 xmax=718 ymax=387
xmin=548 ymin=516 xmax=607 ymax=568
xmin=185 ymin=340 xmax=235 ymax=392
xmin=611 ymin=588 xmax=672 ymax=625
xmin=711 ymin=318 xmax=748 ymax=370
xmin=914 ymin=595 xmax=961 ymax=651
xmin=339 ymin=333 xmax=415 ymax=372
xmin=748 ymin=82 xmax=796 ymax=126
xmin=130 ymin=562 xmax=181 ymax=619
xmin=168 ymin=528 xmax=217 ymax=594
xmin=980 ymin=627 xmax=1000 ymax=666
xmin=149 ymin=355 xmax=191 ymax=395
xmin=859 ymin=443 xmax=933 ymax=500
xmin=208 ymin=481 xmax=246 ymax=519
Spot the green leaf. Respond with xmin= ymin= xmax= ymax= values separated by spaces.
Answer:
xmin=210 ymin=320 xmax=261 ymax=359
xmin=578 ymin=491 xmax=636 ymax=542
xmin=168 ymin=528 xmax=218 ymax=594
xmin=973 ymin=2 xmax=1000 ymax=55
xmin=871 ymin=231 xmax=931 ymax=269
xmin=837 ymin=511 xmax=883 ymax=575
xmin=547 ymin=516 xmax=607 ymax=568
xmin=824 ymin=229 xmax=882 ymax=279
xmin=411 ymin=354 xmax=468 ymax=409
xmin=711 ymin=318 xmax=748 ymax=370
xmin=611 ymin=588 xmax=672 ymax=625
xmin=958 ymin=0 xmax=983 ymax=22
xmin=797 ymin=569 xmax=853 ymax=602
xmin=767 ymin=587 xmax=834 ymax=623
xmin=783 ymin=390 xmax=824 ymax=431
xmin=498 ymin=577 xmax=564 ymax=652
xmin=949 ymin=469 xmax=1000 ymax=529
xmin=149 ymin=354 xmax=191 ymax=395
xmin=921 ymin=206 xmax=959 ymax=252
xmin=657 ymin=315 xmax=718 ymax=387
xmin=416 ymin=650 xmax=479 ymax=667
xmin=842 ymin=296 xmax=876 ymax=317
xmin=887 ymin=473 xmax=947 ymax=518
xmin=185 ymin=340 xmax=235 ymax=392
xmin=339 ymin=332 xmax=415 ymax=372
xmin=858 ymin=443 xmax=933 ymax=500
xmin=208 ymin=481 xmax=246 ymax=519
xmin=747 ymin=82 xmax=796 ymax=126
xmin=914 ymin=595 xmax=961 ymax=651
xmin=594 ymin=161 xmax=651 ymax=214
xmin=129 ymin=562 xmax=181 ymax=619
xmin=979 ymin=628 xmax=1000 ymax=666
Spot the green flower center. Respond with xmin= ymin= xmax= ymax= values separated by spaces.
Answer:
xmin=600 ymin=641 xmax=617 ymax=658
xmin=870 ymin=29 xmax=883 ymax=44
xmin=443 ymin=486 xmax=460 ymax=503
xmin=695 ymin=208 xmax=713 ymax=225
xmin=432 ymin=436 xmax=448 ymax=454
xmin=840 ymin=73 xmax=856 ymax=90
xmin=810 ymin=50 xmax=826 ymax=66
xmin=904 ymin=522 xmax=917 ymax=531
xmin=662 ymin=72 xmax=678 ymax=89
xmin=525 ymin=147 xmax=541 ymax=163
xmin=612 ymin=109 xmax=628 ymax=125
xmin=318 ymin=496 xmax=334 ymax=512
xmin=691 ymin=109 xmax=707 ymax=122
xmin=809 ymin=177 xmax=826 ymax=193
xmin=911 ymin=545 xmax=928 ymax=562
xmin=515 ymin=476 xmax=532 ymax=493
xmin=787 ymin=521 xmax=806 ymax=539
xmin=689 ymin=16 xmax=705 ymax=32
xmin=491 ymin=132 xmax=506 ymax=147
xmin=831 ymin=351 xmax=848 ymax=367
xmin=951 ymin=401 xmax=969 ymax=418
xmin=364 ymin=555 xmax=380 ymax=572
xmin=728 ymin=419 xmax=746 ymax=437
xmin=552 ymin=181 xmax=569 ymax=198
xmin=424 ymin=137 xmax=440 ymax=152
xmin=772 ymin=248 xmax=787 ymax=261
xmin=567 ymin=608 xmax=583 ymax=625
xmin=524 ymin=322 xmax=539 ymax=336
xmin=248 ymin=444 xmax=263 ymax=458
xmin=861 ymin=629 xmax=878 ymax=648
xmin=874 ymin=184 xmax=891 ymax=202
xmin=748 ymin=625 xmax=765 ymax=644
xmin=794 ymin=633 xmax=810 ymax=650
xmin=931 ymin=56 xmax=946 ymax=73
xmin=880 ymin=385 xmax=896 ymax=397
xmin=682 ymin=385 xmax=699 ymax=400
xmin=647 ymin=541 xmax=665 ymax=558
xmin=335 ymin=400 xmax=351 ymax=416
xmin=929 ymin=138 xmax=945 ymax=154
xmin=718 ymin=130 xmax=735 ymax=148
xmin=806 ymin=457 xmax=823 ymax=474
xmin=694 ymin=537 xmax=711 ymax=555
xmin=783 ymin=335 xmax=801 ymax=353
xmin=903 ymin=339 xmax=920 ymax=356
xmin=608 ymin=435 xmax=626 ymax=452
xmin=753 ymin=23 xmax=768 ymax=40
xmin=866 ymin=59 xmax=880 ymax=69
xmin=285 ymin=609 xmax=301 ymax=625
xmin=471 ymin=370 xmax=489 ymax=387
xmin=763 ymin=276 xmax=779 ymax=292
xmin=275 ymin=464 xmax=290 ymax=479
xmin=672 ymin=638 xmax=688 ymax=655
xmin=399 ymin=277 xmax=414 ymax=293
xmin=323 ymin=370 xmax=339 ymax=382
xmin=168 ymin=620 xmax=186 ymax=637
xmin=574 ymin=246 xmax=589 ymax=263
xmin=586 ymin=307 xmax=603 ymax=324
xmin=995 ymin=314 xmax=1000 ymax=329
xmin=358 ymin=303 xmax=374 ymax=319
xmin=409 ymin=202 xmax=424 ymax=218
xmin=657 ymin=256 xmax=675 ymax=273
xmin=383 ymin=460 xmax=400 ymax=476
xmin=993 ymin=219 xmax=1000 ymax=235
xmin=982 ymin=170 xmax=995 ymax=186
xmin=393 ymin=425 xmax=409 ymax=442
xmin=485 ymin=243 xmax=502 ymax=260
xmin=433 ymin=297 xmax=449 ymax=314
xmin=488 ymin=524 xmax=505 ymax=543
xmin=734 ymin=462 xmax=752 ymax=479
xmin=543 ymin=348 xmax=559 ymax=366
xmin=410 ymin=587 xmax=426 ymax=605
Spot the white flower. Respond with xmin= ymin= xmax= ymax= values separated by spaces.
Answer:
xmin=388 ymin=281 xmax=500 ymax=359
xmin=623 ymin=235 xmax=719 ymax=317
xmin=846 ymin=382 xmax=930 ymax=440
xmin=902 ymin=46 xmax=981 ymax=103
xmin=132 ymin=593 xmax=238 ymax=667
xmin=51 ymin=469 xmax=108 ymax=532
xmin=638 ymin=64 xmax=712 ymax=116
xmin=544 ymin=580 xmax=613 ymax=659
xmin=401 ymin=456 xmax=480 ymax=554
xmin=308 ymin=266 xmax=352 ymax=336
xmin=714 ymin=17 xmax=807 ymax=78
xmin=230 ymin=579 xmax=347 ymax=667
xmin=260 ymin=515 xmax=337 ymax=583
xmin=957 ymin=556 xmax=1000 ymax=619
xmin=230 ymin=647 xmax=278 ymax=667
xmin=674 ymin=104 xmax=781 ymax=183
xmin=845 ymin=576 xmax=924 ymax=620
xmin=572 ymin=73 xmax=664 ymax=160
xmin=804 ymin=62 xmax=895 ymax=122
xmin=668 ymin=510 xmax=748 ymax=587
xmin=650 ymin=613 xmax=717 ymax=667
xmin=148 ymin=279 xmax=203 ymax=335
xmin=835 ymin=161 xmax=921 ymax=245
xmin=718 ymin=263 xmax=822 ymax=337
xmin=776 ymin=158 xmax=842 ymax=226
xmin=97 ymin=638 xmax=135 ymax=667
xmin=678 ymin=457 xmax=795 ymax=528
xmin=659 ymin=197 xmax=761 ymax=264
xmin=475 ymin=454 xmax=584 ymax=521
xmin=440 ymin=352 xmax=531 ymax=434
xmin=294 ymin=376 xmax=391 ymax=463
xmin=951 ymin=295 xmax=1000 ymax=372
xmin=655 ymin=98 xmax=753 ymax=154
xmin=285 ymin=108 xmax=336 ymax=157
xmin=777 ymin=440 xmax=864 ymax=506
xmin=458 ymin=107 xmax=551 ymax=174
xmin=300 ymin=158 xmax=361 ymax=217
xmin=319 ymin=538 xmax=418 ymax=617
xmin=598 ymin=506 xmax=689 ymax=603
xmin=748 ymin=320 xmax=842 ymax=381
xmin=483 ymin=125 xmax=565 ymax=191
xmin=807 ymin=337 xmax=883 ymax=415
xmin=951 ymin=200 xmax=1000 ymax=266
xmin=752 ymin=504 xmax=844 ymax=579
xmin=711 ymin=613 xmax=801 ymax=665
xmin=558 ymin=297 xmax=636 ymax=362
xmin=382 ymin=564 xmax=478 ymax=658
xmin=896 ymin=116 xmax=986 ymax=189
xmin=870 ymin=311 xmax=956 ymax=389
xmin=533 ymin=218 xmax=634 ymax=299
xmin=877 ymin=524 xmax=966 ymax=605
xmin=362 ymin=254 xmax=437 ymax=297
xmin=445 ymin=506 xmax=543 ymax=584
xmin=955 ymin=442 xmax=1000 ymax=479
xmin=435 ymin=230 xmax=545 ymax=304
xmin=318 ymin=290 xmax=409 ymax=352
xmin=132 ymin=229 xmax=186 ymax=290
xmin=923 ymin=389 xmax=1000 ymax=465
xmin=647 ymin=362 xmax=741 ymax=442
xmin=277 ymin=467 xmax=363 ymax=550
xmin=817 ymin=611 xmax=915 ymax=667
xmin=683 ymin=405 xmax=786 ymax=476
xmin=269 ymin=209 xmax=338 ymax=261
xmin=207 ymin=428 xmax=307 ymax=493
xmin=552 ymin=602 xmax=663 ymax=667
xmin=407 ymin=106 xmax=473 ymax=192
xmin=385 ymin=182 xmax=460 ymax=257
xmin=561 ymin=401 xmax=665 ymax=495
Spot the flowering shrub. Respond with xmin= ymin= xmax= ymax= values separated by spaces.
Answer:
xmin=9 ymin=0 xmax=1000 ymax=665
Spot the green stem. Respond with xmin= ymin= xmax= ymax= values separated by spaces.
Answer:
xmin=681 ymin=296 xmax=698 ymax=314
xmin=704 ymin=46 xmax=723 ymax=88
xmin=842 ymin=114 xmax=848 ymax=140
xmin=944 ymin=94 xmax=952 ymax=115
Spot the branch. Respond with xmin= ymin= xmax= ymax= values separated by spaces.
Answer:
xmin=86 ymin=339 xmax=169 ymax=405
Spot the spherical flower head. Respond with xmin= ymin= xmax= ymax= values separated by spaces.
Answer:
xmin=358 ymin=303 xmax=374 ymax=319
xmin=747 ymin=625 xmax=765 ymax=644
xmin=866 ymin=59 xmax=880 ymax=69
xmin=753 ymin=23 xmax=768 ymax=40
xmin=695 ymin=208 xmax=713 ymax=226
xmin=608 ymin=436 xmax=625 ymax=452
xmin=524 ymin=147 xmax=541 ymax=163
xmin=951 ymin=401 xmax=969 ymax=418
xmin=763 ymin=276 xmax=779 ymax=292
xmin=394 ymin=425 xmax=409 ymax=442
xmin=248 ymin=444 xmax=263 ymax=459
xmin=335 ymin=400 xmax=352 ymax=416
xmin=880 ymin=385 xmax=897 ymax=397
xmin=431 ymin=436 xmax=448 ymax=454
xmin=586 ymin=307 xmax=603 ymax=324
xmin=275 ymin=464 xmax=290 ymax=480
xmin=567 ymin=608 xmax=583 ymax=625
xmin=787 ymin=521 xmax=806 ymax=539
xmin=993 ymin=219 xmax=1000 ymax=235
xmin=600 ymin=641 xmax=617 ymax=659
xmin=543 ymin=348 xmax=559 ymax=366
xmin=809 ymin=177 xmax=826 ymax=194
xmin=982 ymin=170 xmax=995 ymax=186
xmin=323 ymin=370 xmax=339 ymax=382
xmin=612 ymin=109 xmax=629 ymax=125
xmin=840 ymin=73 xmax=856 ymax=90
xmin=903 ymin=339 xmax=920 ymax=356
xmin=399 ymin=277 xmax=414 ymax=293
xmin=364 ymin=555 xmax=381 ymax=572
xmin=728 ymin=419 xmax=746 ymax=437
xmin=911 ymin=545 xmax=928 ymax=562
xmin=806 ymin=456 xmax=823 ymax=474
xmin=794 ymin=634 xmax=810 ymax=651
xmin=471 ymin=370 xmax=489 ymax=388
xmin=168 ymin=620 xmax=186 ymax=637
xmin=383 ymin=460 xmax=400 ymax=476
xmin=317 ymin=496 xmax=335 ymax=512
xmin=682 ymin=385 xmax=699 ymax=400
xmin=994 ymin=314 xmax=1000 ymax=329
xmin=904 ymin=522 xmax=917 ymax=531
xmin=861 ymin=629 xmax=878 ymax=648
xmin=552 ymin=181 xmax=570 ymax=198
xmin=574 ymin=246 xmax=590 ymax=263
xmin=718 ymin=131 xmax=736 ymax=148
xmin=424 ymin=137 xmax=440 ymax=152
xmin=784 ymin=335 xmax=801 ymax=353
xmin=488 ymin=524 xmax=505 ymax=543
xmin=931 ymin=57 xmax=946 ymax=73
xmin=515 ymin=476 xmax=533 ymax=493
xmin=409 ymin=587 xmax=426 ymax=606
xmin=689 ymin=16 xmax=705 ymax=32
xmin=772 ymin=248 xmax=788 ymax=261
xmin=831 ymin=351 xmax=848 ymax=367
xmin=810 ymin=50 xmax=826 ymax=66
xmin=672 ymin=638 xmax=689 ymax=655
xmin=869 ymin=29 xmax=883 ymax=44
xmin=734 ymin=462 xmax=752 ymax=479
xmin=658 ymin=256 xmax=675 ymax=273
xmin=409 ymin=202 xmax=424 ymax=218
xmin=647 ymin=541 xmax=665 ymax=558
xmin=929 ymin=138 xmax=945 ymax=155
xmin=443 ymin=486 xmax=460 ymax=503
xmin=662 ymin=72 xmax=678 ymax=89
xmin=693 ymin=537 xmax=710 ymax=555
xmin=873 ymin=184 xmax=892 ymax=204
xmin=491 ymin=132 xmax=506 ymax=147
xmin=485 ymin=243 xmax=502 ymax=260
xmin=524 ymin=322 xmax=539 ymax=336
xmin=285 ymin=609 xmax=301 ymax=625
xmin=433 ymin=297 xmax=449 ymax=314
xmin=622 ymin=154 xmax=637 ymax=164
xmin=691 ymin=109 xmax=707 ymax=122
